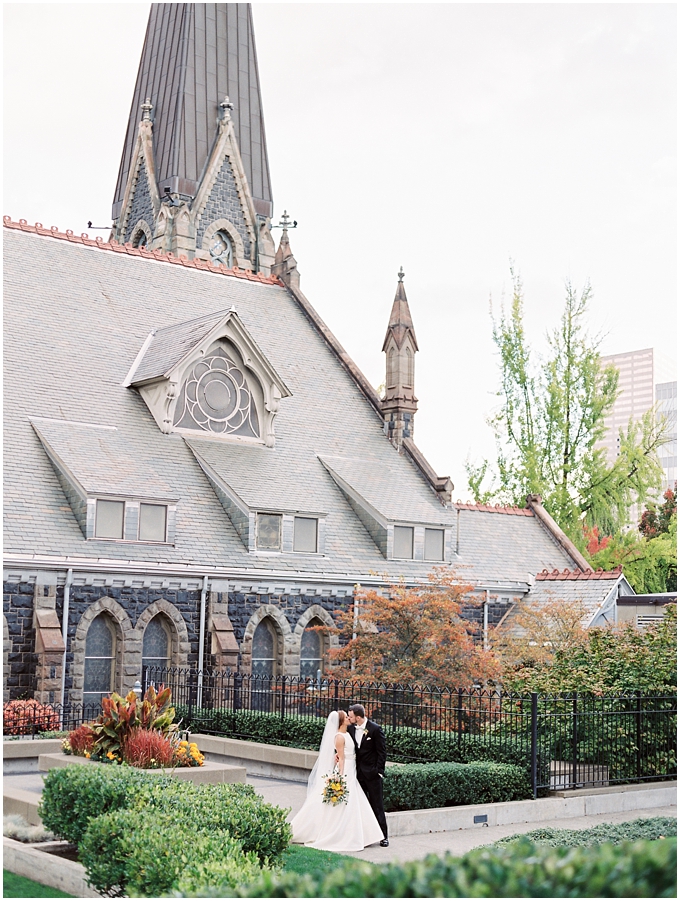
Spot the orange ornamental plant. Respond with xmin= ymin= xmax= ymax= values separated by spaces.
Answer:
xmin=123 ymin=727 xmax=174 ymax=768
xmin=326 ymin=568 xmax=500 ymax=686
xmin=3 ymin=699 xmax=60 ymax=736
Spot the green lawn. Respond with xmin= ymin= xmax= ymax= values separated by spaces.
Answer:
xmin=3 ymin=870 xmax=73 ymax=898
xmin=281 ymin=844 xmax=369 ymax=876
xmin=2 ymin=846 xmax=360 ymax=898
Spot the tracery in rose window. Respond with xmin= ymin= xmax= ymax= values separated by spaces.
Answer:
xmin=173 ymin=346 xmax=260 ymax=437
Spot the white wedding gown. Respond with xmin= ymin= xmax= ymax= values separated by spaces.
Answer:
xmin=290 ymin=731 xmax=384 ymax=852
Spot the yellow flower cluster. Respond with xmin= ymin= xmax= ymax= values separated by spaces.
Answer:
xmin=322 ymin=772 xmax=349 ymax=805
xmin=174 ymin=740 xmax=204 ymax=767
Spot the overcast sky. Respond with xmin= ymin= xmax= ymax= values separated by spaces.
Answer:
xmin=4 ymin=3 xmax=676 ymax=499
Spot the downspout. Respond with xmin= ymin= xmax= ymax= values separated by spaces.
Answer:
xmin=456 ymin=507 xmax=461 ymax=556
xmin=483 ymin=589 xmax=489 ymax=651
xmin=60 ymin=568 xmax=73 ymax=726
xmin=197 ymin=575 xmax=209 ymax=708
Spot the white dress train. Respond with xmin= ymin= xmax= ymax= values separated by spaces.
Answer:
xmin=290 ymin=731 xmax=384 ymax=853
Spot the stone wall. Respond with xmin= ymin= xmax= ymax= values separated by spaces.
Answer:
xmin=196 ymin=155 xmax=251 ymax=255
xmin=4 ymin=582 xmax=37 ymax=698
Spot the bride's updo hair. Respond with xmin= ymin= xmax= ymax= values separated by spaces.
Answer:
xmin=337 ymin=710 xmax=347 ymax=727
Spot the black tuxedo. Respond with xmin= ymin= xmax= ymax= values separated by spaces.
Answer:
xmin=349 ymin=719 xmax=388 ymax=839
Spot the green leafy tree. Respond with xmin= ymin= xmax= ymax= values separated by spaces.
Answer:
xmin=502 ymin=605 xmax=676 ymax=694
xmin=467 ymin=269 xmax=666 ymax=542
xmin=590 ymin=512 xmax=677 ymax=593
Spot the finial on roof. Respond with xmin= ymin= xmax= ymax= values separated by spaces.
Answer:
xmin=219 ymin=95 xmax=234 ymax=119
xmin=398 ymin=266 xmax=405 ymax=283
xmin=141 ymin=97 xmax=153 ymax=122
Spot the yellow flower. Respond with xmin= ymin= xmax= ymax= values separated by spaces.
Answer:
xmin=107 ymin=751 xmax=115 ymax=760
xmin=84 ymin=752 xmax=90 ymax=758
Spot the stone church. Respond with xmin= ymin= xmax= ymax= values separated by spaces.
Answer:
xmin=3 ymin=3 xmax=626 ymax=709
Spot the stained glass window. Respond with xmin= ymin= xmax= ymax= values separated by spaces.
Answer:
xmin=142 ymin=616 xmax=170 ymax=678
xmin=83 ymin=614 xmax=115 ymax=707
xmin=173 ymin=347 xmax=260 ymax=438
xmin=252 ymin=619 xmax=276 ymax=676
xmin=300 ymin=621 xmax=323 ymax=679
xmin=256 ymin=513 xmax=282 ymax=550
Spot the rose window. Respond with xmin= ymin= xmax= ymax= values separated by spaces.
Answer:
xmin=174 ymin=347 xmax=260 ymax=437
xmin=209 ymin=230 xmax=234 ymax=268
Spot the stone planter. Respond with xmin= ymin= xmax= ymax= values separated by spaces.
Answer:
xmin=38 ymin=752 xmax=246 ymax=784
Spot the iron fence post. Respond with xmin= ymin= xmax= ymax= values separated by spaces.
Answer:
xmin=457 ymin=688 xmax=463 ymax=743
xmin=572 ymin=694 xmax=578 ymax=789
xmin=334 ymin=679 xmax=339 ymax=710
xmin=281 ymin=675 xmax=286 ymax=720
xmin=141 ymin=665 xmax=147 ymax=698
xmin=392 ymin=684 xmax=398 ymax=730
xmin=531 ymin=692 xmax=538 ymax=799
xmin=636 ymin=691 xmax=642 ymax=780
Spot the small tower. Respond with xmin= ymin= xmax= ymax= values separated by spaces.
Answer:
xmin=382 ymin=268 xmax=418 ymax=447
xmin=111 ymin=4 xmax=275 ymax=274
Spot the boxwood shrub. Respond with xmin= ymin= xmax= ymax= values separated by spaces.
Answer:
xmin=206 ymin=837 xmax=677 ymax=898
xmin=80 ymin=807 xmax=261 ymax=897
xmin=179 ymin=708 xmax=534 ymax=771
xmin=38 ymin=764 xmax=157 ymax=845
xmin=383 ymin=761 xmax=530 ymax=811
xmin=39 ymin=764 xmax=291 ymax=869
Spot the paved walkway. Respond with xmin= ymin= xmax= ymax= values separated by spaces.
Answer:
xmin=5 ymin=771 xmax=675 ymax=866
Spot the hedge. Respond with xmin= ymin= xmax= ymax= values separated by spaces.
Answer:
xmin=39 ymin=764 xmax=292 ymax=867
xmin=383 ymin=761 xmax=530 ymax=811
xmin=186 ymin=837 xmax=676 ymax=898
xmin=179 ymin=707 xmax=534 ymax=770
xmin=80 ymin=807 xmax=261 ymax=897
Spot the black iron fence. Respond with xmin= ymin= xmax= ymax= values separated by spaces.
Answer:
xmin=140 ymin=666 xmax=676 ymax=796
xmin=4 ymin=668 xmax=676 ymax=799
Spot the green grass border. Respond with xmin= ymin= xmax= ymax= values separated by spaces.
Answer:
xmin=3 ymin=870 xmax=73 ymax=898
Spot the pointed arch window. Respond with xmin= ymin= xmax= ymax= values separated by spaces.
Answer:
xmin=300 ymin=620 xmax=324 ymax=679
xmin=173 ymin=347 xmax=260 ymax=438
xmin=83 ymin=614 xmax=116 ymax=708
xmin=209 ymin=230 xmax=234 ymax=268
xmin=142 ymin=615 xmax=170 ymax=678
xmin=405 ymin=346 xmax=414 ymax=388
xmin=252 ymin=618 xmax=278 ymax=676
xmin=387 ymin=348 xmax=397 ymax=388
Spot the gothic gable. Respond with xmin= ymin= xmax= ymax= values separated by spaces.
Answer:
xmin=124 ymin=308 xmax=291 ymax=447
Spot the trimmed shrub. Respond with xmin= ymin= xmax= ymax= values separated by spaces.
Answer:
xmin=80 ymin=807 xmax=260 ymax=897
xmin=38 ymin=764 xmax=156 ymax=845
xmin=3 ymin=699 xmax=60 ymax=735
xmin=383 ymin=760 xmax=530 ymax=811
xmin=209 ymin=837 xmax=677 ymax=898
xmin=179 ymin=707 xmax=534 ymax=770
xmin=492 ymin=816 xmax=678 ymax=849
xmin=39 ymin=763 xmax=291 ymax=866
xmin=131 ymin=779 xmax=292 ymax=864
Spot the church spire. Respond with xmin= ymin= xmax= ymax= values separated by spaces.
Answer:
xmin=381 ymin=268 xmax=418 ymax=447
xmin=111 ymin=3 xmax=275 ymax=273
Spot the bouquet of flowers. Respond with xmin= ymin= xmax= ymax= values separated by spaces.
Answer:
xmin=322 ymin=770 xmax=349 ymax=805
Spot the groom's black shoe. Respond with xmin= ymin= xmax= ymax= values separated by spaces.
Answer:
xmin=379 ymin=838 xmax=389 ymax=847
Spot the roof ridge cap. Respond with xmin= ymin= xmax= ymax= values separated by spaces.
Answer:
xmin=535 ymin=564 xmax=624 ymax=581
xmin=3 ymin=217 xmax=284 ymax=286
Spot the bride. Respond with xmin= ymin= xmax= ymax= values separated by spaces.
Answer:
xmin=290 ymin=710 xmax=385 ymax=853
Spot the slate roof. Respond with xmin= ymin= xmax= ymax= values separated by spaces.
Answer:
xmin=128 ymin=311 xmax=227 ymax=384
xmin=500 ymin=568 xmax=629 ymax=634
xmin=4 ymin=222 xmax=583 ymax=586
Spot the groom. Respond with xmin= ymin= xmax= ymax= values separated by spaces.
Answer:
xmin=347 ymin=703 xmax=389 ymax=846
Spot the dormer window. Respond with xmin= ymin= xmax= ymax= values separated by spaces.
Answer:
xmin=424 ymin=527 xmax=444 ymax=562
xmin=294 ymin=516 xmax=318 ymax=553
xmin=93 ymin=499 xmax=173 ymax=543
xmin=209 ymin=230 xmax=234 ymax=268
xmin=124 ymin=308 xmax=291 ymax=448
xmin=256 ymin=513 xmax=282 ymax=550
xmin=393 ymin=525 xmax=414 ymax=559
xmin=95 ymin=500 xmax=125 ymax=539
